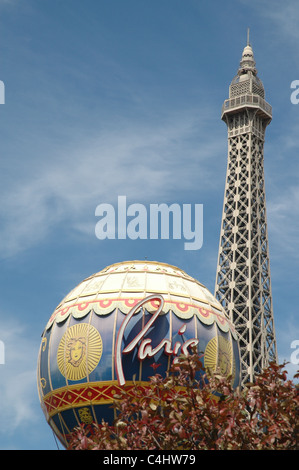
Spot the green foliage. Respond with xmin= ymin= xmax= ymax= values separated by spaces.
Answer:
xmin=68 ymin=353 xmax=299 ymax=450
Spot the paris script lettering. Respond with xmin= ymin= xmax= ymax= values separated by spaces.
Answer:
xmin=115 ymin=294 xmax=199 ymax=386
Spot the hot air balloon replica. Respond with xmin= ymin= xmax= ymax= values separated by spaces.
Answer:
xmin=37 ymin=260 xmax=241 ymax=447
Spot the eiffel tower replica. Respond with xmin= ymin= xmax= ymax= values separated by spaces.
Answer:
xmin=214 ymin=32 xmax=278 ymax=386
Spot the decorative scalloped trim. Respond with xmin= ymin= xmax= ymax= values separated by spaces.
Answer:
xmin=45 ymin=297 xmax=237 ymax=339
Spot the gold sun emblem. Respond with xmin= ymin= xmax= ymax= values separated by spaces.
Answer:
xmin=204 ymin=335 xmax=235 ymax=380
xmin=57 ymin=323 xmax=103 ymax=381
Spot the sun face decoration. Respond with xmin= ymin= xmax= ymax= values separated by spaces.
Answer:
xmin=57 ymin=323 xmax=103 ymax=381
xmin=204 ymin=335 xmax=235 ymax=381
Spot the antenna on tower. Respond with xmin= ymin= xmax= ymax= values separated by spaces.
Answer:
xmin=247 ymin=27 xmax=250 ymax=46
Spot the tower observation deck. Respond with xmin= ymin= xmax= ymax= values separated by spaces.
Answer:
xmin=214 ymin=35 xmax=278 ymax=386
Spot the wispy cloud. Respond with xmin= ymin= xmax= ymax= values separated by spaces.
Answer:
xmin=0 ymin=317 xmax=40 ymax=436
xmin=267 ymin=185 xmax=299 ymax=259
xmin=261 ymin=1 xmax=299 ymax=42
xmin=241 ymin=0 xmax=299 ymax=43
xmin=0 ymin=109 xmax=223 ymax=259
xmin=276 ymin=310 xmax=299 ymax=381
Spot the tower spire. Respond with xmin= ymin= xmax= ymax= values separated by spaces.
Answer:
xmin=215 ymin=38 xmax=277 ymax=386
xmin=247 ymin=27 xmax=250 ymax=46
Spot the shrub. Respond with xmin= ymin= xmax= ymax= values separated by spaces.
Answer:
xmin=68 ymin=353 xmax=299 ymax=450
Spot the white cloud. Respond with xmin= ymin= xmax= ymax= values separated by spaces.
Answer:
xmin=276 ymin=311 xmax=299 ymax=382
xmin=240 ymin=0 xmax=299 ymax=43
xmin=267 ymin=185 xmax=299 ymax=259
xmin=0 ymin=318 xmax=40 ymax=435
xmin=262 ymin=2 xmax=299 ymax=42
xmin=0 ymin=110 xmax=223 ymax=259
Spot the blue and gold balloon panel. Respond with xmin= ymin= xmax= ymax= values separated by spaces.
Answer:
xmin=37 ymin=261 xmax=241 ymax=448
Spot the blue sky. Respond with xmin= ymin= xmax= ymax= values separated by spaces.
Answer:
xmin=0 ymin=0 xmax=298 ymax=450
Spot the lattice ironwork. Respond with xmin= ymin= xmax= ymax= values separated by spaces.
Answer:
xmin=215 ymin=40 xmax=277 ymax=386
